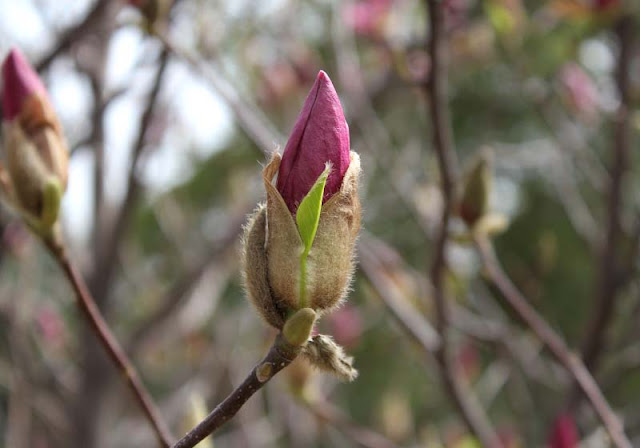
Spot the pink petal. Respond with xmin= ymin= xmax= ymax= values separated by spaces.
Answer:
xmin=548 ymin=414 xmax=579 ymax=448
xmin=277 ymin=70 xmax=350 ymax=214
xmin=2 ymin=48 xmax=47 ymax=121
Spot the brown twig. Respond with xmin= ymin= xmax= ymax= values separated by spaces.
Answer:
xmin=43 ymin=233 xmax=174 ymax=448
xmin=301 ymin=397 xmax=399 ymax=448
xmin=154 ymin=30 xmax=285 ymax=155
xmin=577 ymin=17 xmax=635 ymax=383
xmin=358 ymin=238 xmax=441 ymax=353
xmin=126 ymin=210 xmax=246 ymax=355
xmin=90 ymin=47 xmax=170 ymax=307
xmin=172 ymin=334 xmax=301 ymax=448
xmin=35 ymin=0 xmax=120 ymax=73
xmin=582 ymin=17 xmax=634 ymax=370
xmin=474 ymin=234 xmax=631 ymax=448
xmin=423 ymin=1 xmax=501 ymax=445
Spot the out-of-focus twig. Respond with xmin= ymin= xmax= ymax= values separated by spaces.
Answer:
xmin=330 ymin=5 xmax=431 ymax=235
xmin=474 ymin=234 xmax=631 ymax=448
xmin=300 ymin=397 xmax=399 ymax=448
xmin=36 ymin=0 xmax=119 ymax=73
xmin=90 ymin=48 xmax=170 ymax=307
xmin=155 ymin=30 xmax=284 ymax=155
xmin=358 ymin=238 xmax=441 ymax=354
xmin=575 ymin=16 xmax=635 ymax=401
xmin=126 ymin=208 xmax=247 ymax=355
xmin=43 ymin=234 xmax=174 ymax=448
xmin=172 ymin=334 xmax=301 ymax=448
xmin=423 ymin=1 xmax=500 ymax=446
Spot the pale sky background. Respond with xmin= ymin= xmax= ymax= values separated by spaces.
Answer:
xmin=0 ymin=0 xmax=615 ymax=250
xmin=0 ymin=0 xmax=239 ymax=245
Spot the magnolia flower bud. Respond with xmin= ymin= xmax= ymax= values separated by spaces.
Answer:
xmin=1 ymin=48 xmax=68 ymax=233
xmin=276 ymin=71 xmax=350 ymax=214
xmin=242 ymin=71 xmax=361 ymax=381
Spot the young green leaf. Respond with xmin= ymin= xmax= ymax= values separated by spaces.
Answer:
xmin=296 ymin=165 xmax=330 ymax=256
xmin=295 ymin=164 xmax=330 ymax=308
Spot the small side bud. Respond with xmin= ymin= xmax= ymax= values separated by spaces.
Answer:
xmin=302 ymin=334 xmax=358 ymax=382
xmin=283 ymin=308 xmax=317 ymax=347
xmin=127 ymin=0 xmax=173 ymax=33
xmin=458 ymin=148 xmax=492 ymax=227
xmin=256 ymin=362 xmax=273 ymax=383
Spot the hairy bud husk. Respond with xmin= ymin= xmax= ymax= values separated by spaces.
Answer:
xmin=242 ymin=151 xmax=361 ymax=328
xmin=302 ymin=335 xmax=358 ymax=382
xmin=1 ymin=94 xmax=68 ymax=231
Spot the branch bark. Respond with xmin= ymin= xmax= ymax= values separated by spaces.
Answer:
xmin=423 ymin=1 xmax=500 ymax=446
xmin=172 ymin=334 xmax=301 ymax=448
xmin=90 ymin=48 xmax=170 ymax=308
xmin=43 ymin=234 xmax=174 ymax=447
xmin=126 ymin=210 xmax=245 ymax=356
xmin=474 ymin=235 xmax=631 ymax=448
xmin=155 ymin=30 xmax=285 ymax=155
xmin=35 ymin=0 xmax=119 ymax=74
xmin=577 ymin=16 xmax=634 ymax=380
xmin=301 ymin=398 xmax=399 ymax=448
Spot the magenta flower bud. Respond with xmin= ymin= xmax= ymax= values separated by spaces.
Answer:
xmin=276 ymin=70 xmax=350 ymax=214
xmin=242 ymin=71 xmax=361 ymax=382
xmin=2 ymin=48 xmax=47 ymax=122
xmin=548 ymin=414 xmax=579 ymax=448
xmin=0 ymin=48 xmax=68 ymax=232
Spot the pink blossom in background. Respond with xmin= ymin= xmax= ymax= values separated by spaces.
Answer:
xmin=593 ymin=0 xmax=619 ymax=11
xmin=343 ymin=0 xmax=393 ymax=37
xmin=559 ymin=62 xmax=598 ymax=120
xmin=548 ymin=414 xmax=579 ymax=448
xmin=327 ymin=304 xmax=363 ymax=348
xmin=36 ymin=306 xmax=66 ymax=347
xmin=456 ymin=341 xmax=479 ymax=380
xmin=444 ymin=0 xmax=471 ymax=30
xmin=2 ymin=221 xmax=30 ymax=258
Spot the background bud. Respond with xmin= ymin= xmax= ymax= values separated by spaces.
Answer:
xmin=458 ymin=149 xmax=492 ymax=227
xmin=0 ymin=48 xmax=68 ymax=231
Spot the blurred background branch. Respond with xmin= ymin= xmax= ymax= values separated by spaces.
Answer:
xmin=0 ymin=0 xmax=638 ymax=447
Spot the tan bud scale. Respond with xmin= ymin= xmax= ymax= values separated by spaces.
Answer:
xmin=242 ymin=151 xmax=361 ymax=327
xmin=302 ymin=334 xmax=358 ymax=382
xmin=1 ymin=94 xmax=68 ymax=223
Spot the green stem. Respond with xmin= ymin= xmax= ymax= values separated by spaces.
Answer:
xmin=299 ymin=250 xmax=309 ymax=308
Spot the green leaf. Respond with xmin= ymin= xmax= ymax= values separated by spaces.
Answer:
xmin=296 ymin=165 xmax=330 ymax=256
xmin=40 ymin=178 xmax=62 ymax=231
xmin=295 ymin=165 xmax=330 ymax=308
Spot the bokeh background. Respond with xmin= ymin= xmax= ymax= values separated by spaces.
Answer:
xmin=0 ymin=0 xmax=639 ymax=447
